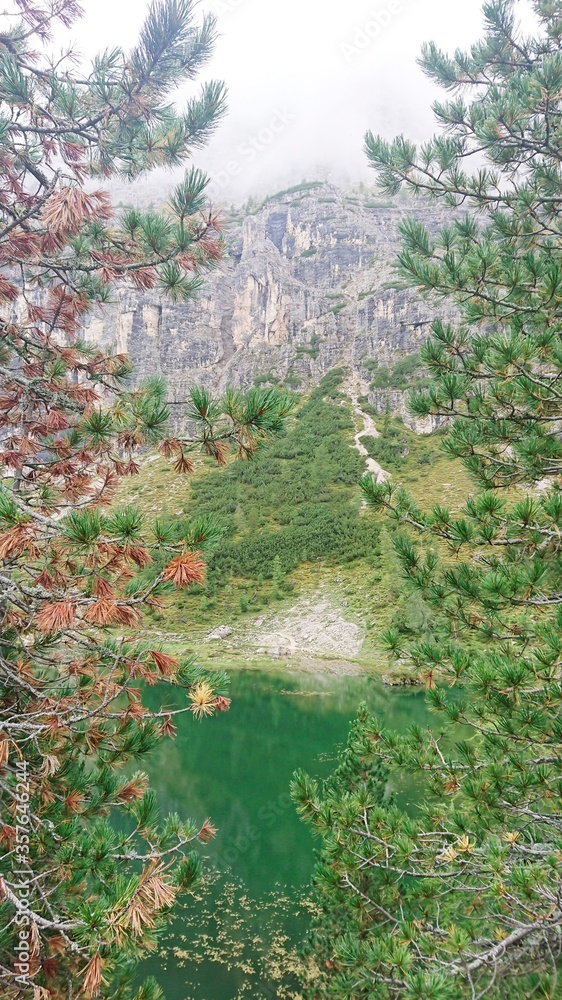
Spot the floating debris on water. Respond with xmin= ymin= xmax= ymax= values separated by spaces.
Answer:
xmin=155 ymin=867 xmax=318 ymax=999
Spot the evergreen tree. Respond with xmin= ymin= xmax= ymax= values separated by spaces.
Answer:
xmin=272 ymin=554 xmax=286 ymax=599
xmin=295 ymin=2 xmax=562 ymax=996
xmin=0 ymin=2 xmax=292 ymax=997
xmin=292 ymin=709 xmax=389 ymax=999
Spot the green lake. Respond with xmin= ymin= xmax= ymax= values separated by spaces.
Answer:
xmin=142 ymin=669 xmax=438 ymax=999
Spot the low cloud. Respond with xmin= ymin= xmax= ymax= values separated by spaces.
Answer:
xmin=75 ymin=0 xmax=539 ymax=205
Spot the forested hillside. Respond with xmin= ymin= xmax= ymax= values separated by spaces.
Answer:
xmin=116 ymin=369 xmax=469 ymax=673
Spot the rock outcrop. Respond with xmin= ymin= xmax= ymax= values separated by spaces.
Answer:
xmin=83 ymin=182 xmax=456 ymax=422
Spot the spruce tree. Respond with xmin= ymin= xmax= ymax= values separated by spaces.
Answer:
xmin=272 ymin=554 xmax=286 ymax=599
xmin=292 ymin=709 xmax=389 ymax=999
xmin=294 ymin=2 xmax=562 ymax=996
xmin=0 ymin=2 xmax=292 ymax=997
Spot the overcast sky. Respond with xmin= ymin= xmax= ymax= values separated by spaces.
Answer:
xmin=71 ymin=0 xmax=535 ymax=204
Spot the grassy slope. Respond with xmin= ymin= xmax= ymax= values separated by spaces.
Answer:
xmin=114 ymin=374 xmax=472 ymax=674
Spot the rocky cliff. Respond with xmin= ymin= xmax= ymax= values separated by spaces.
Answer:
xmin=83 ymin=182 xmax=455 ymax=423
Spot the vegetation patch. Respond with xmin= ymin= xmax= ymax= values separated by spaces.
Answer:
xmin=365 ymin=354 xmax=431 ymax=391
xmin=264 ymin=181 xmax=324 ymax=204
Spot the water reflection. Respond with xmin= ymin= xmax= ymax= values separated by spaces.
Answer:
xmin=141 ymin=670 xmax=438 ymax=999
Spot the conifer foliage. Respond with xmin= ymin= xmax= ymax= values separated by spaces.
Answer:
xmin=0 ymin=2 xmax=291 ymax=997
xmin=294 ymin=2 xmax=562 ymax=997
xmin=292 ymin=709 xmax=389 ymax=998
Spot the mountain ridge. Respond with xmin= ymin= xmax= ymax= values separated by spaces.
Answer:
xmin=84 ymin=182 xmax=456 ymax=428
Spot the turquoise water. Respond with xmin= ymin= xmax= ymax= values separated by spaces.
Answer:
xmin=142 ymin=670 xmax=437 ymax=999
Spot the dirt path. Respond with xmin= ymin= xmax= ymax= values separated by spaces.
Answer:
xmin=348 ymin=383 xmax=391 ymax=484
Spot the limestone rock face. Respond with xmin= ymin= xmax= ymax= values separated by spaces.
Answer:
xmin=83 ymin=184 xmax=456 ymax=419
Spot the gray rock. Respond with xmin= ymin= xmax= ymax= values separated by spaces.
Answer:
xmin=205 ymin=625 xmax=233 ymax=641
xmin=82 ymin=184 xmax=458 ymax=429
